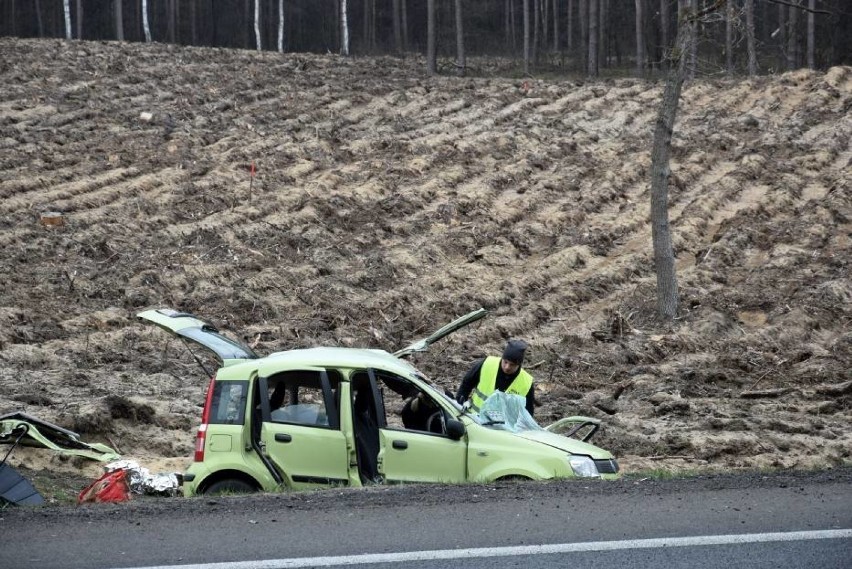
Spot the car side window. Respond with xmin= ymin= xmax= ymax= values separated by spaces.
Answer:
xmin=209 ymin=380 xmax=248 ymax=425
xmin=367 ymin=372 xmax=446 ymax=436
xmin=265 ymin=370 xmax=340 ymax=429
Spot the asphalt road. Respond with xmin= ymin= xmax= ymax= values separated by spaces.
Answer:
xmin=1 ymin=469 xmax=850 ymax=569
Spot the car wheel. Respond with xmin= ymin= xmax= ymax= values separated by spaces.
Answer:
xmin=204 ymin=479 xmax=256 ymax=495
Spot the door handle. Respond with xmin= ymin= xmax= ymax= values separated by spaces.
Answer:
xmin=275 ymin=433 xmax=292 ymax=443
xmin=392 ymin=440 xmax=408 ymax=450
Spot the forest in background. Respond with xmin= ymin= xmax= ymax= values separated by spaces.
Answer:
xmin=1 ymin=1 xmax=850 ymax=78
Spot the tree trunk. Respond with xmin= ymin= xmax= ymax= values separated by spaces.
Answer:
xmin=190 ymin=0 xmax=197 ymax=45
xmin=567 ymin=0 xmax=574 ymax=52
xmin=588 ymin=0 xmax=598 ymax=76
xmin=725 ymin=0 xmax=734 ymax=75
xmin=455 ymin=0 xmax=466 ymax=76
xmin=254 ymin=0 xmax=262 ymax=50
xmin=635 ymin=0 xmax=644 ymax=77
xmin=426 ymin=0 xmax=436 ymax=75
xmin=393 ymin=0 xmax=402 ymax=53
xmin=277 ymin=0 xmax=284 ymax=52
xmin=64 ymin=0 xmax=72 ymax=39
xmin=168 ymin=0 xmax=176 ymax=43
xmin=649 ymin=7 xmax=695 ymax=320
xmin=75 ymin=0 xmax=82 ymax=39
xmin=363 ymin=0 xmax=369 ymax=51
xmin=553 ymin=0 xmax=559 ymax=53
xmin=787 ymin=2 xmax=798 ymax=70
xmin=579 ymin=0 xmax=588 ymax=73
xmin=745 ymin=0 xmax=757 ymax=76
xmin=806 ymin=0 xmax=815 ymax=69
xmin=777 ymin=3 xmax=786 ymax=70
xmin=523 ymin=0 xmax=530 ymax=74
xmin=401 ymin=0 xmax=409 ymax=51
xmin=35 ymin=0 xmax=44 ymax=38
xmin=113 ymin=0 xmax=124 ymax=41
xmin=598 ymin=0 xmax=606 ymax=69
xmin=142 ymin=0 xmax=151 ymax=42
xmin=340 ymin=0 xmax=350 ymax=55
xmin=688 ymin=0 xmax=696 ymax=80
xmin=505 ymin=0 xmax=511 ymax=51
xmin=533 ymin=0 xmax=539 ymax=65
xmin=660 ymin=0 xmax=669 ymax=69
xmin=542 ymin=0 xmax=549 ymax=49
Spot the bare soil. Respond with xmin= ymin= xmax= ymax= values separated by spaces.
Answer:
xmin=0 ymin=39 xmax=849 ymax=503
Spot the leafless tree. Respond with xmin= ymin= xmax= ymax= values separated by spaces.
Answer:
xmin=660 ymin=0 xmax=669 ymax=64
xmin=579 ymin=0 xmax=588 ymax=72
xmin=523 ymin=0 xmax=531 ymax=74
xmin=806 ymin=0 xmax=815 ymax=68
xmin=254 ymin=0 xmax=262 ymax=51
xmin=76 ymin=0 xmax=82 ymax=39
xmin=113 ymin=0 xmax=124 ymax=41
xmin=636 ymin=0 xmax=645 ymax=77
xmin=142 ymin=0 xmax=151 ymax=42
xmin=426 ymin=0 xmax=436 ymax=75
xmin=190 ymin=0 xmax=197 ymax=45
xmin=34 ymin=0 xmax=44 ymax=37
xmin=533 ymin=0 xmax=540 ymax=65
xmin=553 ymin=0 xmax=560 ymax=52
xmin=787 ymin=1 xmax=799 ymax=69
xmin=725 ymin=0 xmax=734 ymax=75
xmin=598 ymin=0 xmax=606 ymax=70
xmin=588 ymin=0 xmax=598 ymax=76
xmin=567 ymin=0 xmax=574 ymax=53
xmin=746 ymin=0 xmax=758 ymax=75
xmin=455 ymin=0 xmax=466 ymax=76
xmin=649 ymin=1 xmax=726 ymax=319
xmin=393 ymin=0 xmax=403 ymax=53
xmin=340 ymin=0 xmax=350 ymax=55
xmin=688 ymin=0 xmax=697 ymax=79
xmin=63 ymin=0 xmax=71 ymax=40
xmin=167 ymin=0 xmax=176 ymax=43
xmin=277 ymin=0 xmax=285 ymax=53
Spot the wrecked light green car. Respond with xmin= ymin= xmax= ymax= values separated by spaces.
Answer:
xmin=138 ymin=308 xmax=619 ymax=496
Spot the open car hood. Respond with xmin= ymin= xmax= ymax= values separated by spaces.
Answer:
xmin=393 ymin=308 xmax=487 ymax=358
xmin=137 ymin=308 xmax=258 ymax=365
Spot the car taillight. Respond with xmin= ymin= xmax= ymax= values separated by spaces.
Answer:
xmin=195 ymin=377 xmax=216 ymax=462
xmin=194 ymin=423 xmax=208 ymax=462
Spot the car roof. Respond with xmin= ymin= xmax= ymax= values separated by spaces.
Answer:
xmin=217 ymin=346 xmax=422 ymax=380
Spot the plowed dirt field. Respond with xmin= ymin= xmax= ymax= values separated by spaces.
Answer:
xmin=0 ymin=38 xmax=849 ymax=501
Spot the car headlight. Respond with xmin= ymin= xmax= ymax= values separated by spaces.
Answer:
xmin=568 ymin=455 xmax=600 ymax=478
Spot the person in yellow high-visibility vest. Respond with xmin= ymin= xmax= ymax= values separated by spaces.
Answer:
xmin=455 ymin=339 xmax=535 ymax=417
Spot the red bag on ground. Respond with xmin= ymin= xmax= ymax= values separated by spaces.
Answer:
xmin=77 ymin=469 xmax=131 ymax=504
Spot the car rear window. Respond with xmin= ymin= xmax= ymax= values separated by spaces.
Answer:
xmin=209 ymin=380 xmax=248 ymax=425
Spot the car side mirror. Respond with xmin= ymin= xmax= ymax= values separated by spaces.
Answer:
xmin=446 ymin=419 xmax=465 ymax=441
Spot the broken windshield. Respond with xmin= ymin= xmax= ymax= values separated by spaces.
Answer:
xmin=467 ymin=392 xmax=544 ymax=434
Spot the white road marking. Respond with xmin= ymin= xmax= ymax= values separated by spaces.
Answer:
xmin=120 ymin=529 xmax=852 ymax=569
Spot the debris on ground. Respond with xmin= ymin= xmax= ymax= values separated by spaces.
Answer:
xmin=0 ymin=412 xmax=120 ymax=463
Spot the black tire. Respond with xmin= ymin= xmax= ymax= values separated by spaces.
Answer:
xmin=204 ymin=478 xmax=256 ymax=495
xmin=496 ymin=475 xmax=531 ymax=482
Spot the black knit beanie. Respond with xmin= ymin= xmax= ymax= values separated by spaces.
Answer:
xmin=502 ymin=339 xmax=528 ymax=365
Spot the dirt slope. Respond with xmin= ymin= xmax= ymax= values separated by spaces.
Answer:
xmin=0 ymin=39 xmax=849 ymax=495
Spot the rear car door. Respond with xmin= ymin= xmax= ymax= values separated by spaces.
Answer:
xmin=258 ymin=368 xmax=350 ymax=489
